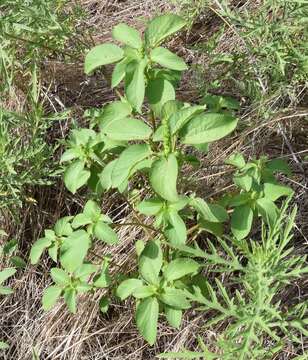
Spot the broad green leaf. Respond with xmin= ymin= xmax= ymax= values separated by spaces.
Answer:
xmin=99 ymin=101 xmax=132 ymax=127
xmin=93 ymin=266 xmax=111 ymax=288
xmin=191 ymin=198 xmax=228 ymax=223
xmin=99 ymin=159 xmax=118 ymax=191
xmin=48 ymin=243 xmax=58 ymax=263
xmin=256 ymin=197 xmax=278 ymax=228
xmin=231 ymin=204 xmax=253 ymax=239
xmin=159 ymin=288 xmax=191 ymax=309
xmin=101 ymin=117 xmax=152 ymax=141
xmin=30 ymin=237 xmax=52 ymax=264
xmin=72 ymin=213 xmax=92 ymax=228
xmin=151 ymin=47 xmax=187 ymax=71
xmin=84 ymin=44 xmax=124 ymax=74
xmin=54 ymin=217 xmax=73 ymax=237
xmin=50 ymin=268 xmax=70 ymax=286
xmin=145 ymin=14 xmax=186 ymax=47
xmin=163 ymin=258 xmax=199 ymax=281
xmin=199 ymin=219 xmax=223 ymax=237
xmin=0 ymin=268 xmax=16 ymax=284
xmin=75 ymin=263 xmax=98 ymax=280
xmin=165 ymin=306 xmax=182 ymax=329
xmin=263 ymin=182 xmax=293 ymax=201
xmin=125 ymin=59 xmax=147 ymax=112
xmin=233 ymin=174 xmax=252 ymax=192
xmin=64 ymin=160 xmax=90 ymax=194
xmin=162 ymin=100 xmax=184 ymax=119
xmin=266 ymin=158 xmax=291 ymax=176
xmin=225 ymin=153 xmax=245 ymax=168
xmin=146 ymin=78 xmax=175 ymax=117
xmin=136 ymin=297 xmax=159 ymax=345
xmin=83 ymin=200 xmax=101 ymax=219
xmin=137 ymin=198 xmax=164 ymax=216
xmin=139 ymin=240 xmax=163 ymax=284
xmin=112 ymin=144 xmax=151 ymax=187
xmin=64 ymin=288 xmax=77 ymax=313
xmin=169 ymin=105 xmax=205 ymax=134
xmin=111 ymin=58 xmax=129 ymax=88
xmin=150 ymin=154 xmax=178 ymax=202
xmin=93 ymin=221 xmax=118 ymax=244
xmin=60 ymin=230 xmax=90 ymax=273
xmin=116 ymin=278 xmax=144 ymax=300
xmin=112 ymin=23 xmax=142 ymax=49
xmin=132 ymin=285 xmax=155 ymax=299
xmin=180 ymin=113 xmax=238 ymax=144
xmin=42 ymin=286 xmax=62 ymax=311
xmin=165 ymin=211 xmax=187 ymax=245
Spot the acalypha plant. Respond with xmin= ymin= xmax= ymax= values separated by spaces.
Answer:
xmin=30 ymin=14 xmax=307 ymax=358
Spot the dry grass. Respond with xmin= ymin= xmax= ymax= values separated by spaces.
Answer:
xmin=0 ymin=0 xmax=307 ymax=359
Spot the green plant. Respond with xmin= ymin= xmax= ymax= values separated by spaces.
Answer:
xmin=159 ymin=199 xmax=308 ymax=359
xmin=178 ymin=0 xmax=308 ymax=104
xmin=29 ymin=14 xmax=300 ymax=354
xmin=0 ymin=229 xmax=16 ymax=350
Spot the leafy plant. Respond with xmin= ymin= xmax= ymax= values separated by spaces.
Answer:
xmin=159 ymin=199 xmax=308 ymax=359
xmin=29 ymin=13 xmax=302 ymax=356
xmin=0 ymin=230 xmax=16 ymax=350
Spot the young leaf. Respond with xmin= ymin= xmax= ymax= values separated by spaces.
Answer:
xmin=101 ymin=117 xmax=152 ymax=141
xmin=112 ymin=23 xmax=142 ymax=49
xmin=150 ymin=154 xmax=178 ymax=202
xmin=256 ymin=197 xmax=278 ymax=228
xmin=50 ymin=268 xmax=70 ymax=286
xmin=63 ymin=288 xmax=77 ymax=313
xmin=231 ymin=204 xmax=253 ymax=239
xmin=165 ymin=210 xmax=187 ymax=245
xmin=111 ymin=144 xmax=151 ymax=187
xmin=42 ymin=286 xmax=62 ymax=311
xmin=137 ymin=198 xmax=164 ymax=216
xmin=233 ymin=174 xmax=252 ymax=192
xmin=146 ymin=78 xmax=175 ymax=117
xmin=93 ymin=221 xmax=119 ymax=244
xmin=64 ymin=160 xmax=90 ymax=194
xmin=165 ymin=306 xmax=182 ymax=329
xmin=132 ymin=285 xmax=155 ymax=299
xmin=116 ymin=278 xmax=144 ymax=300
xmin=159 ymin=288 xmax=191 ymax=309
xmin=99 ymin=101 xmax=132 ymax=126
xmin=145 ymin=14 xmax=186 ymax=47
xmin=111 ymin=58 xmax=129 ymax=88
xmin=99 ymin=159 xmax=117 ymax=191
xmin=151 ymin=47 xmax=187 ymax=71
xmin=169 ymin=105 xmax=205 ymax=135
xmin=60 ymin=230 xmax=90 ymax=273
xmin=180 ymin=113 xmax=238 ymax=144
xmin=30 ymin=237 xmax=52 ymax=264
xmin=163 ymin=258 xmax=199 ymax=281
xmin=139 ymin=240 xmax=163 ymax=284
xmin=84 ymin=44 xmax=124 ymax=74
xmin=263 ymin=182 xmax=293 ymax=201
xmin=191 ymin=198 xmax=228 ymax=223
xmin=0 ymin=268 xmax=16 ymax=284
xmin=225 ymin=153 xmax=245 ymax=169
xmin=125 ymin=59 xmax=147 ymax=112
xmin=136 ymin=297 xmax=159 ymax=345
